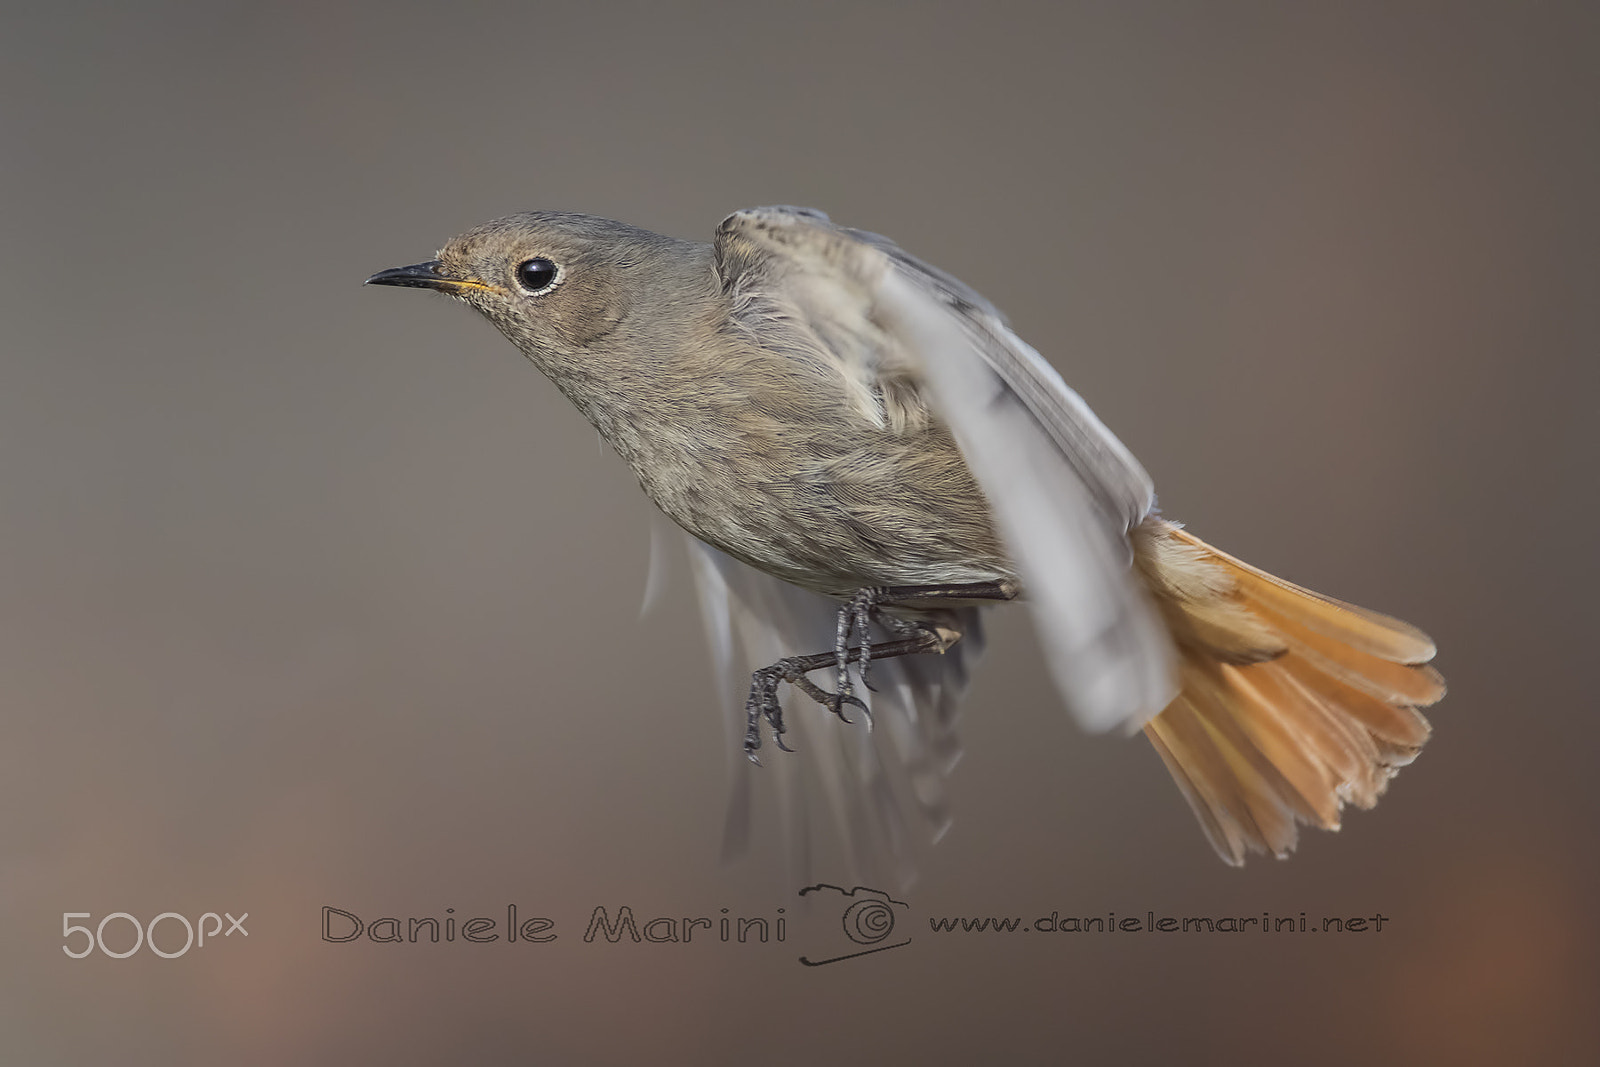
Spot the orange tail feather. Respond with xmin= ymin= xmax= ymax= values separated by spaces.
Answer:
xmin=1135 ymin=521 xmax=1443 ymax=865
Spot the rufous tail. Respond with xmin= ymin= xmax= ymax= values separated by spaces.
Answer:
xmin=1132 ymin=520 xmax=1444 ymax=864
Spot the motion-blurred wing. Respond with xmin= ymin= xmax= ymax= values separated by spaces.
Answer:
xmin=686 ymin=537 xmax=980 ymax=891
xmin=714 ymin=206 xmax=1176 ymax=733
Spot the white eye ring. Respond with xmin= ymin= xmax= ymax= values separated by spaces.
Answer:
xmin=514 ymin=257 xmax=562 ymax=294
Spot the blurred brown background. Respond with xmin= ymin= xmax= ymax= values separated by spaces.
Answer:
xmin=2 ymin=2 xmax=1595 ymax=1064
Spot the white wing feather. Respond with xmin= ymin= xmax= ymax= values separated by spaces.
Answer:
xmin=874 ymin=268 xmax=1177 ymax=732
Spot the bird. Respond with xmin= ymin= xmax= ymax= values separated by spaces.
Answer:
xmin=366 ymin=205 xmax=1444 ymax=880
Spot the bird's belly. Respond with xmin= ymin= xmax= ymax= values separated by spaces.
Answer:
xmin=626 ymin=431 xmax=1016 ymax=598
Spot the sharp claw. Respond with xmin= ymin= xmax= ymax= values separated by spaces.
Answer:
xmin=827 ymin=692 xmax=871 ymax=727
xmin=774 ymin=735 xmax=795 ymax=753
xmin=844 ymin=695 xmax=873 ymax=730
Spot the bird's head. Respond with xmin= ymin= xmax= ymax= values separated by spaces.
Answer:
xmin=366 ymin=211 xmax=711 ymax=377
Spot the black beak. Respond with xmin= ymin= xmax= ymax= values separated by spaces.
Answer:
xmin=365 ymin=260 xmax=452 ymax=290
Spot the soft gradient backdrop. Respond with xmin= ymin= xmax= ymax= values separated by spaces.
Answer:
xmin=3 ymin=2 xmax=1595 ymax=1064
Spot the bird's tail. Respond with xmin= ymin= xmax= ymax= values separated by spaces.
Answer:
xmin=1132 ymin=520 xmax=1444 ymax=864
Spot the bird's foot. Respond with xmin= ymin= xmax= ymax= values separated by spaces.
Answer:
xmin=743 ymin=653 xmax=871 ymax=764
xmin=741 ymin=581 xmax=1014 ymax=763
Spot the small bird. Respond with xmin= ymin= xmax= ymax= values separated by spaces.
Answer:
xmin=367 ymin=206 xmax=1443 ymax=876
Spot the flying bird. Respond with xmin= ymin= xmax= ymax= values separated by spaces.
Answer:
xmin=367 ymin=206 xmax=1444 ymax=879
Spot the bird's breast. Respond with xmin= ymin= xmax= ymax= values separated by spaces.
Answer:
xmin=607 ymin=402 xmax=1016 ymax=597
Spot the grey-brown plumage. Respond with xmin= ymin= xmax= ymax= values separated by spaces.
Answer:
xmin=426 ymin=211 xmax=1011 ymax=599
xmin=368 ymin=206 xmax=1444 ymax=881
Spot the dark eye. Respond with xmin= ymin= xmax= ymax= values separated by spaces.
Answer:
xmin=514 ymin=257 xmax=560 ymax=293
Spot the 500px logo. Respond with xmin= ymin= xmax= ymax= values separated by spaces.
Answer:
xmin=61 ymin=911 xmax=249 ymax=959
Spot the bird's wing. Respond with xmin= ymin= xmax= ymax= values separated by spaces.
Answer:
xmin=686 ymin=536 xmax=980 ymax=891
xmin=713 ymin=206 xmax=1177 ymax=733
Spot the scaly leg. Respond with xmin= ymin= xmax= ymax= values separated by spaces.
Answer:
xmin=743 ymin=580 xmax=1016 ymax=763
